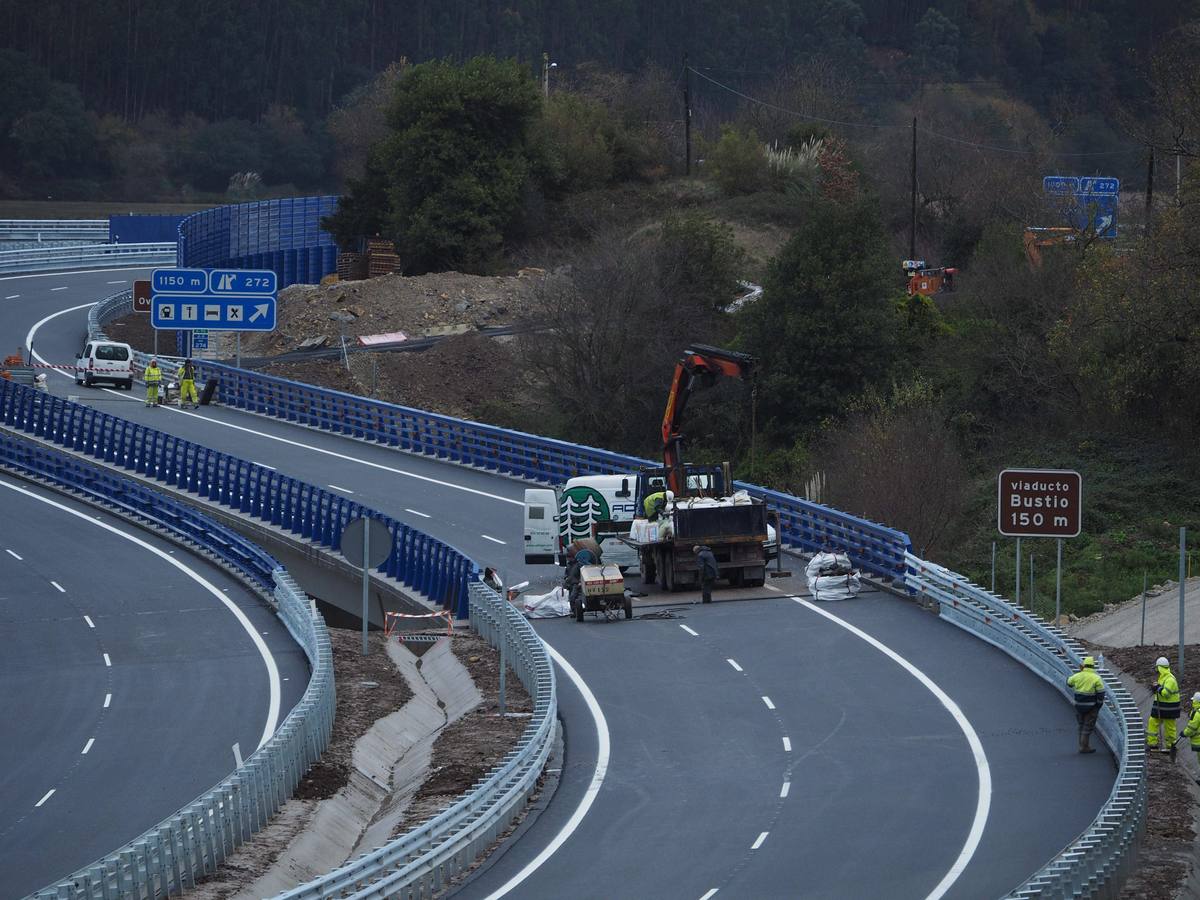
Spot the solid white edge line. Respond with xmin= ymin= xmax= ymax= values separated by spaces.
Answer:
xmin=29 ymin=302 xmax=525 ymax=508
xmin=679 ymin=624 xmax=699 ymax=636
xmin=0 ymin=265 xmax=156 ymax=283
xmin=103 ymin=653 xmax=111 ymax=667
xmin=103 ymin=693 xmax=111 ymax=708
xmin=0 ymin=478 xmax=281 ymax=750
xmin=6 ymin=548 xmax=22 ymax=559
xmin=35 ymin=789 xmax=55 ymax=807
xmin=481 ymin=640 xmax=609 ymax=900
xmin=794 ymin=597 xmax=991 ymax=900
xmin=727 ymin=658 xmax=743 ymax=672
xmin=780 ymin=781 xmax=790 ymax=799
xmin=782 ymin=736 xmax=792 ymax=751
xmin=751 ymin=831 xmax=769 ymax=850
xmin=762 ymin=696 xmax=775 ymax=710
xmin=699 ymin=891 xmax=719 ymax=900
xmin=82 ymin=738 xmax=94 ymax=754
xmin=84 ymin=615 xmax=94 ymax=628
xmin=51 ymin=580 xmax=65 ymax=592
xmin=481 ymin=534 xmax=506 ymax=545
xmin=405 ymin=508 xmax=431 ymax=518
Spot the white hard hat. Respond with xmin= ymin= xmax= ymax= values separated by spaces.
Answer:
xmin=665 ymin=491 xmax=674 ymax=500
xmin=1156 ymin=656 xmax=1169 ymax=668
xmin=1193 ymin=692 xmax=1200 ymax=703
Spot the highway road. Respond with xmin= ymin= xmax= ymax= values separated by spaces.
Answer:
xmin=2 ymin=267 xmax=1118 ymax=898
xmin=0 ymin=469 xmax=308 ymax=897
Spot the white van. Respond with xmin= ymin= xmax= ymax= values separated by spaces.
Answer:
xmin=524 ymin=474 xmax=642 ymax=570
xmin=74 ymin=340 xmax=134 ymax=389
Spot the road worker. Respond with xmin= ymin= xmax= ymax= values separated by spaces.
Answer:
xmin=1148 ymin=655 xmax=1181 ymax=757
xmin=643 ymin=490 xmax=674 ymax=520
xmin=1066 ymin=656 xmax=1105 ymax=754
xmin=143 ymin=358 xmax=162 ymax=407
xmin=176 ymin=358 xmax=199 ymax=409
xmin=693 ymin=544 xmax=719 ymax=604
xmin=1182 ymin=693 xmax=1200 ymax=783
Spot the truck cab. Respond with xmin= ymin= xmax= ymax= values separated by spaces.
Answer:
xmin=524 ymin=474 xmax=642 ymax=569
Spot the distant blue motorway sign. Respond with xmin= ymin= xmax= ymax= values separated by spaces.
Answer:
xmin=1043 ymin=175 xmax=1120 ymax=239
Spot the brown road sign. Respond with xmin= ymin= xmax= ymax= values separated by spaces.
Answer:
xmin=997 ymin=468 xmax=1082 ymax=538
xmin=133 ymin=279 xmax=151 ymax=313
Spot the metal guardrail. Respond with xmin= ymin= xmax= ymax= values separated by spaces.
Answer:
xmin=906 ymin=554 xmax=1145 ymax=899
xmin=0 ymin=242 xmax=176 ymax=274
xmin=277 ymin=580 xmax=556 ymax=899
xmin=0 ymin=219 xmax=109 ymax=242
xmin=0 ymin=431 xmax=335 ymax=900
xmin=0 ymin=380 xmax=477 ymax=618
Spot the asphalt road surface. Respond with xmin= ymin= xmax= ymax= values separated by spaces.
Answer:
xmin=2 ymin=267 xmax=1119 ymax=898
xmin=0 ymin=434 xmax=307 ymax=893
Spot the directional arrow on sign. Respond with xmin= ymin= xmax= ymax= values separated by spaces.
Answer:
xmin=250 ymin=303 xmax=270 ymax=323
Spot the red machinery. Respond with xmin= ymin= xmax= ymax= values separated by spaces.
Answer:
xmin=661 ymin=344 xmax=756 ymax=495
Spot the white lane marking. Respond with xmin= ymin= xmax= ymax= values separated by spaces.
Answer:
xmin=780 ymin=781 xmax=790 ymax=799
xmin=106 ymin=280 xmax=127 ymax=284
xmin=103 ymin=653 xmax=111 ymax=667
xmin=0 ymin=264 xmax=155 ymax=283
xmin=726 ymin=658 xmax=743 ymax=672
xmin=103 ymin=693 xmax=111 ymax=708
xmin=328 ymin=484 xmax=354 ymax=494
xmin=4 ymin=294 xmax=19 ymax=300
xmin=794 ymin=597 xmax=991 ymax=900
xmin=405 ymin=508 xmax=431 ymax=518
xmin=700 ymin=891 xmax=719 ymax=900
xmin=83 ymin=616 xmax=95 ymax=628
xmin=51 ymin=581 xmax=65 ymax=592
xmin=764 ymin=583 xmax=782 ymax=592
xmin=30 ymin=305 xmax=525 ymax=508
xmin=50 ymin=286 xmax=68 ymax=292
xmin=35 ymin=789 xmax=55 ymax=807
xmin=0 ymin=479 xmax=282 ymax=750
xmin=6 ymin=548 xmax=22 ymax=559
xmin=679 ymin=624 xmax=699 ymax=636
xmin=782 ymin=736 xmax=792 ymax=751
xmin=81 ymin=738 xmax=94 ymax=754
xmin=253 ymin=462 xmax=276 ymax=470
xmin=482 ymin=534 xmax=506 ymax=545
xmin=482 ymin=641 xmax=609 ymax=899
xmin=751 ymin=831 xmax=769 ymax=850
xmin=233 ymin=742 xmax=243 ymax=767
xmin=762 ymin=696 xmax=775 ymax=710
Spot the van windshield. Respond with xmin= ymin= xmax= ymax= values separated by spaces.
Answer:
xmin=96 ymin=345 xmax=129 ymax=361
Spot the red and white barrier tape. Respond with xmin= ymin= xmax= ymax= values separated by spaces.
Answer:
xmin=384 ymin=609 xmax=453 ymax=638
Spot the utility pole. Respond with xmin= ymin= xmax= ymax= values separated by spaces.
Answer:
xmin=1178 ymin=154 xmax=1183 ymax=207
xmin=909 ymin=117 xmax=918 ymax=260
xmin=1146 ymin=147 xmax=1155 ymax=234
xmin=541 ymin=52 xmax=556 ymax=98
xmin=684 ymin=53 xmax=692 ymax=177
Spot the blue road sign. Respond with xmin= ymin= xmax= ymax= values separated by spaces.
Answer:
xmin=208 ymin=269 xmax=276 ymax=295
xmin=1043 ymin=176 xmax=1079 ymax=195
xmin=152 ymin=268 xmax=207 ymax=293
xmin=1042 ymin=175 xmax=1119 ymax=240
xmin=152 ymin=295 xmax=276 ymax=331
xmin=1079 ymin=177 xmax=1119 ymax=195
xmin=191 ymin=330 xmax=209 ymax=350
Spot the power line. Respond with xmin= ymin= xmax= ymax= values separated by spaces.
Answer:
xmin=688 ymin=66 xmax=1144 ymax=158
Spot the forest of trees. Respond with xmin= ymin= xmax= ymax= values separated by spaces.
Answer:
xmin=1 ymin=0 xmax=1196 ymax=199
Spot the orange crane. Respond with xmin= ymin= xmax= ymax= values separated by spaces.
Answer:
xmin=661 ymin=344 xmax=756 ymax=495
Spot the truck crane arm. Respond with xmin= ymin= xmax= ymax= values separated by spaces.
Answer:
xmin=661 ymin=344 xmax=756 ymax=495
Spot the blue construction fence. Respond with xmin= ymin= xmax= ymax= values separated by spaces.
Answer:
xmin=178 ymin=196 xmax=340 ymax=289
xmin=0 ymin=379 xmax=478 ymax=618
xmin=188 ymin=360 xmax=914 ymax=581
xmin=109 ymin=214 xmax=187 ymax=244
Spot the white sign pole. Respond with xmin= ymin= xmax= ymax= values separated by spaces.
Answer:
xmin=362 ymin=524 xmax=371 ymax=656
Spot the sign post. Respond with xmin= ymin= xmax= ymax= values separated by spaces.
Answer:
xmin=998 ymin=469 xmax=1083 ymax=615
xmin=340 ymin=516 xmax=392 ymax=655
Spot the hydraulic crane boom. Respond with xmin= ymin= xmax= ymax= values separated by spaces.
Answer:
xmin=661 ymin=344 xmax=756 ymax=495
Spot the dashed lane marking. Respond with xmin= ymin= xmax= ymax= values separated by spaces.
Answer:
xmin=106 ymin=280 xmax=127 ymax=284
xmin=679 ymin=624 xmax=699 ymax=636
xmin=762 ymin=696 xmax=775 ymax=710
xmin=50 ymin=286 xmax=68 ymax=291
xmin=83 ymin=616 xmax=94 ymax=628
xmin=405 ymin=508 xmax=431 ymax=518
xmin=780 ymin=781 xmax=790 ymax=799
xmin=782 ymin=736 xmax=792 ymax=752
xmin=482 ymin=534 xmax=506 ymax=545
xmin=51 ymin=581 xmax=65 ymax=592
xmin=103 ymin=693 xmax=111 ymax=708
xmin=328 ymin=484 xmax=354 ymax=494
xmin=81 ymin=739 xmax=94 ymax=754
xmin=764 ymin=583 xmax=782 ymax=592
xmin=699 ymin=891 xmax=719 ymax=900
xmin=103 ymin=653 xmax=111 ymax=667
xmin=4 ymin=294 xmax=19 ymax=300
xmin=751 ymin=832 xmax=769 ymax=850
xmin=726 ymin=658 xmax=743 ymax=672
xmin=35 ymin=789 xmax=55 ymax=807
xmin=6 ymin=549 xmax=22 ymax=559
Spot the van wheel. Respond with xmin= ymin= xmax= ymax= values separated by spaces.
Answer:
xmin=123 ymin=378 xmax=133 ymax=390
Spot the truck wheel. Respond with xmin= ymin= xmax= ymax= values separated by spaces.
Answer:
xmin=641 ymin=551 xmax=656 ymax=587
xmin=575 ymin=600 xmax=585 ymax=622
xmin=662 ymin=554 xmax=676 ymax=592
xmin=623 ymin=596 xmax=633 ymax=619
